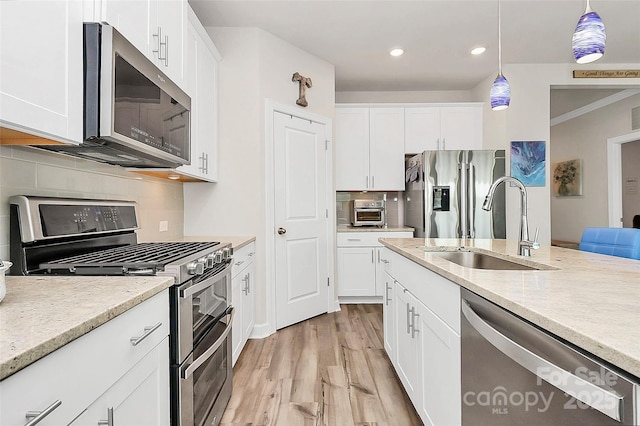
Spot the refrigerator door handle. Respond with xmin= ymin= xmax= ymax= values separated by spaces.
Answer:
xmin=468 ymin=163 xmax=475 ymax=238
xmin=459 ymin=162 xmax=469 ymax=238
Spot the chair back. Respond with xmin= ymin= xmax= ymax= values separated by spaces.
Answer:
xmin=579 ymin=227 xmax=640 ymax=260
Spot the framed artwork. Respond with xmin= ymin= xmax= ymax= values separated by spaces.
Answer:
xmin=553 ymin=159 xmax=583 ymax=196
xmin=510 ymin=141 xmax=546 ymax=187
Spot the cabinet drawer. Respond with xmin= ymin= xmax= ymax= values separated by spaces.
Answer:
xmin=337 ymin=231 xmax=412 ymax=247
xmin=389 ymin=251 xmax=460 ymax=333
xmin=232 ymin=241 xmax=255 ymax=278
xmin=0 ymin=290 xmax=169 ymax=426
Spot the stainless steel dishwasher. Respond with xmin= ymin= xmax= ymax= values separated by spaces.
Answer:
xmin=461 ymin=288 xmax=638 ymax=425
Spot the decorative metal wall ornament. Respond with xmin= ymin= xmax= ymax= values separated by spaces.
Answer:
xmin=292 ymin=72 xmax=312 ymax=107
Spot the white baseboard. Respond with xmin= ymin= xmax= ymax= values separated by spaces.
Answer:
xmin=329 ymin=299 xmax=341 ymax=312
xmin=338 ymin=296 xmax=383 ymax=304
xmin=248 ymin=322 xmax=275 ymax=340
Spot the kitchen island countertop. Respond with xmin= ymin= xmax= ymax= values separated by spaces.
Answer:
xmin=0 ymin=275 xmax=173 ymax=380
xmin=379 ymin=237 xmax=640 ymax=378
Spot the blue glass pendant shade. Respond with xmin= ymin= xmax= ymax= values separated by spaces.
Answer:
xmin=490 ymin=74 xmax=510 ymax=110
xmin=572 ymin=10 xmax=606 ymax=64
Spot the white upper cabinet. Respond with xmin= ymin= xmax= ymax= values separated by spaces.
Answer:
xmin=176 ymin=7 xmax=221 ymax=182
xmin=0 ymin=0 xmax=83 ymax=144
xmin=335 ymin=106 xmax=405 ymax=191
xmin=404 ymin=104 xmax=482 ymax=153
xmin=93 ymin=0 xmax=186 ymax=89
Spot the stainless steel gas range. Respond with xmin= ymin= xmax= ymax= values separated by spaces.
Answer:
xmin=9 ymin=195 xmax=234 ymax=426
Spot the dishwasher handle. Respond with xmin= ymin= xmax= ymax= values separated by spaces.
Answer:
xmin=461 ymin=300 xmax=624 ymax=422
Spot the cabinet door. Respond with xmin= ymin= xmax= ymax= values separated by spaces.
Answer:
xmin=416 ymin=302 xmax=461 ymax=426
xmin=231 ymin=270 xmax=244 ymax=366
xmin=242 ymin=262 xmax=255 ymax=345
xmin=374 ymin=247 xmax=387 ymax=296
xmin=100 ymin=0 xmax=153 ymax=57
xmin=335 ymin=108 xmax=370 ymax=190
xmin=337 ymin=247 xmax=376 ymax=297
xmin=71 ymin=338 xmax=170 ymax=426
xmin=152 ymin=0 xmax=186 ymax=88
xmin=404 ymin=107 xmax=441 ymax=154
xmin=369 ymin=108 xmax=405 ymax=191
xmin=394 ymin=281 xmax=420 ymax=403
xmin=0 ymin=0 xmax=83 ymax=143
xmin=382 ymin=271 xmax=396 ymax=363
xmin=439 ymin=106 xmax=482 ymax=150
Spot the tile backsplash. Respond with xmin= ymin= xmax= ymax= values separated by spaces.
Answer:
xmin=0 ymin=146 xmax=185 ymax=261
xmin=336 ymin=191 xmax=404 ymax=227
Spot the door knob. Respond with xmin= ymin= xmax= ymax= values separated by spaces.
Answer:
xmin=277 ymin=227 xmax=287 ymax=235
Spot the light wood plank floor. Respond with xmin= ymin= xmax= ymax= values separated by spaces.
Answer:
xmin=221 ymin=304 xmax=423 ymax=425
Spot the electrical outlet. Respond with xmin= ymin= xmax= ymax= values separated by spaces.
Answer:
xmin=159 ymin=221 xmax=169 ymax=232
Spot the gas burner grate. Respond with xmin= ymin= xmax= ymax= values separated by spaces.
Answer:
xmin=40 ymin=241 xmax=220 ymax=271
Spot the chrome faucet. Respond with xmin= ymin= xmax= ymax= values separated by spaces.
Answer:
xmin=482 ymin=176 xmax=539 ymax=256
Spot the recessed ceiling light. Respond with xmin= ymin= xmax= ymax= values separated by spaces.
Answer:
xmin=390 ymin=48 xmax=405 ymax=57
xmin=471 ymin=46 xmax=486 ymax=55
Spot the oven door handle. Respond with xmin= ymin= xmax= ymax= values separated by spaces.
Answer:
xmin=180 ymin=262 xmax=232 ymax=299
xmin=181 ymin=306 xmax=235 ymax=380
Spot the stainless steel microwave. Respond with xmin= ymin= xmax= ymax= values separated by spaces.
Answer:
xmin=41 ymin=23 xmax=191 ymax=168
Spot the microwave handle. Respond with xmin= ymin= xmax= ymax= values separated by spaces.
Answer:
xmin=181 ymin=307 xmax=234 ymax=380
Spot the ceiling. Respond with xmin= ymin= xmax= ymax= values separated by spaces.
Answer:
xmin=189 ymin=0 xmax=640 ymax=93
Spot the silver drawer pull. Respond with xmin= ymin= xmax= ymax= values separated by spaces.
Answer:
xmin=234 ymin=260 xmax=245 ymax=267
xmin=25 ymin=400 xmax=62 ymax=426
xmin=130 ymin=322 xmax=162 ymax=346
xmin=347 ymin=238 xmax=361 ymax=241
xmin=97 ymin=407 xmax=114 ymax=426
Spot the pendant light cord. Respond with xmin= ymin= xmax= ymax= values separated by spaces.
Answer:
xmin=498 ymin=0 xmax=502 ymax=75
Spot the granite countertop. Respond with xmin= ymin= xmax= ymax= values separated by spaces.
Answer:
xmin=379 ymin=237 xmax=640 ymax=378
xmin=337 ymin=225 xmax=414 ymax=233
xmin=0 ymin=275 xmax=173 ymax=380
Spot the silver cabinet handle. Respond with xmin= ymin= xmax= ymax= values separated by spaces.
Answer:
xmin=365 ymin=176 xmax=369 ymax=189
xmin=97 ymin=407 xmax=114 ymax=426
xmin=346 ymin=238 xmax=361 ymax=241
xmin=248 ymin=252 xmax=255 ymax=257
xmin=461 ymin=300 xmax=624 ymax=422
xmin=130 ymin=322 xmax=162 ymax=346
xmin=442 ymin=137 xmax=446 ymax=150
xmin=234 ymin=260 xmax=245 ymax=267
xmin=182 ymin=308 xmax=234 ymax=379
xmin=406 ymin=302 xmax=411 ymax=334
xmin=25 ymin=400 xmax=62 ymax=426
xmin=384 ymin=282 xmax=392 ymax=306
xmin=371 ymin=250 xmax=374 ymax=263
xmin=372 ymin=175 xmax=375 ymax=189
xmin=411 ymin=310 xmax=420 ymax=339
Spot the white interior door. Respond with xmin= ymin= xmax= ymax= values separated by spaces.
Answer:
xmin=274 ymin=112 xmax=328 ymax=329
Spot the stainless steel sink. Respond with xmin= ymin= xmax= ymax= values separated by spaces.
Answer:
xmin=430 ymin=251 xmax=538 ymax=270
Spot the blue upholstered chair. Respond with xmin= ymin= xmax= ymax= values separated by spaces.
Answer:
xmin=579 ymin=227 xmax=640 ymax=260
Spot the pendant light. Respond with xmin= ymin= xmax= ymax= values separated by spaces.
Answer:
xmin=490 ymin=0 xmax=510 ymax=111
xmin=572 ymin=0 xmax=606 ymax=64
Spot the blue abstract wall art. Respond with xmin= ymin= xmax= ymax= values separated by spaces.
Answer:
xmin=510 ymin=141 xmax=546 ymax=187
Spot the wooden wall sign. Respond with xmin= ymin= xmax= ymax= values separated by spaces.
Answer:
xmin=573 ymin=70 xmax=640 ymax=78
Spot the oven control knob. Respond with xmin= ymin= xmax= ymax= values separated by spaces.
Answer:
xmin=214 ymin=251 xmax=223 ymax=264
xmin=187 ymin=260 xmax=205 ymax=275
xmin=222 ymin=247 xmax=233 ymax=260
xmin=206 ymin=253 xmax=216 ymax=268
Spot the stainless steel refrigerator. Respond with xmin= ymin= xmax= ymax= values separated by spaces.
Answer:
xmin=405 ymin=150 xmax=506 ymax=239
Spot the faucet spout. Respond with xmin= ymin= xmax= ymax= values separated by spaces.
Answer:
xmin=483 ymin=176 xmax=538 ymax=256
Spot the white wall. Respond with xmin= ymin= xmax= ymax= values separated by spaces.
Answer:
xmin=471 ymin=63 xmax=640 ymax=246
xmin=0 ymin=146 xmax=185 ymax=260
xmin=336 ymin=90 xmax=473 ymax=104
xmin=183 ymin=27 xmax=335 ymax=332
xmin=622 ymin=140 xmax=640 ymax=228
xmin=550 ymin=94 xmax=640 ymax=242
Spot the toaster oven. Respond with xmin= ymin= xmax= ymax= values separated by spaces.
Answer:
xmin=350 ymin=200 xmax=385 ymax=226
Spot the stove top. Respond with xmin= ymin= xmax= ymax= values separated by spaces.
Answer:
xmin=40 ymin=242 xmax=221 ymax=275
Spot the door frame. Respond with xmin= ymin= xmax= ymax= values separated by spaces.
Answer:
xmin=607 ymin=130 xmax=640 ymax=227
xmin=261 ymin=99 xmax=337 ymax=337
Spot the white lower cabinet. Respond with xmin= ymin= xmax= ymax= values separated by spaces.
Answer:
xmin=382 ymin=248 xmax=461 ymax=425
xmin=336 ymin=231 xmax=412 ymax=301
xmin=70 ymin=337 xmax=170 ymax=426
xmin=0 ymin=290 xmax=170 ymax=426
xmin=231 ymin=242 xmax=256 ymax=365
